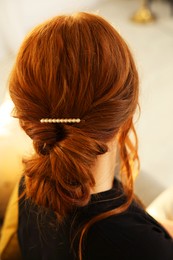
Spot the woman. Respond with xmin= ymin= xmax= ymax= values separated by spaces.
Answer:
xmin=9 ymin=12 xmax=173 ymax=259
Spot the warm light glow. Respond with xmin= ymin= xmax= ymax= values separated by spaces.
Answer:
xmin=0 ymin=97 xmax=14 ymax=136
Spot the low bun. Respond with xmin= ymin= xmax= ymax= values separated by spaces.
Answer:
xmin=24 ymin=125 xmax=108 ymax=219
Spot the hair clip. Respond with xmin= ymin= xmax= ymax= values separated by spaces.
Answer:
xmin=40 ymin=118 xmax=81 ymax=123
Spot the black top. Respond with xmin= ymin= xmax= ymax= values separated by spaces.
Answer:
xmin=18 ymin=177 xmax=173 ymax=260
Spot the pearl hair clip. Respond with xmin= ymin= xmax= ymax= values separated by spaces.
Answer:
xmin=40 ymin=118 xmax=81 ymax=123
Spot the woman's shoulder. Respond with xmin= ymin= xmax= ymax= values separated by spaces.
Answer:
xmin=86 ymin=202 xmax=173 ymax=260
xmin=18 ymin=177 xmax=173 ymax=259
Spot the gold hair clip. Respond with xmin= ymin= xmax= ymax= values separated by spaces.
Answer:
xmin=40 ymin=118 xmax=81 ymax=123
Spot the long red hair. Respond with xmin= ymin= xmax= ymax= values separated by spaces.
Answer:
xmin=9 ymin=12 xmax=139 ymax=259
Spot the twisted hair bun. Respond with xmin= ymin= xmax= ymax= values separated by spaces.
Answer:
xmin=20 ymin=119 xmax=67 ymax=155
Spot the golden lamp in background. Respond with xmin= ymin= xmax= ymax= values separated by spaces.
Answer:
xmin=131 ymin=0 xmax=156 ymax=24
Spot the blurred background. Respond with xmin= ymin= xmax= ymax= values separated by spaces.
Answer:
xmin=0 ymin=0 xmax=173 ymax=217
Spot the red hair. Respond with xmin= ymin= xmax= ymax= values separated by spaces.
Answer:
xmin=9 ymin=12 xmax=139 ymax=259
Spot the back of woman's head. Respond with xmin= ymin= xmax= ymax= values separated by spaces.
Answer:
xmin=9 ymin=12 xmax=139 ymax=220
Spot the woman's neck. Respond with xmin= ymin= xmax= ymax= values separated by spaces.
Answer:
xmin=91 ymin=140 xmax=118 ymax=194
